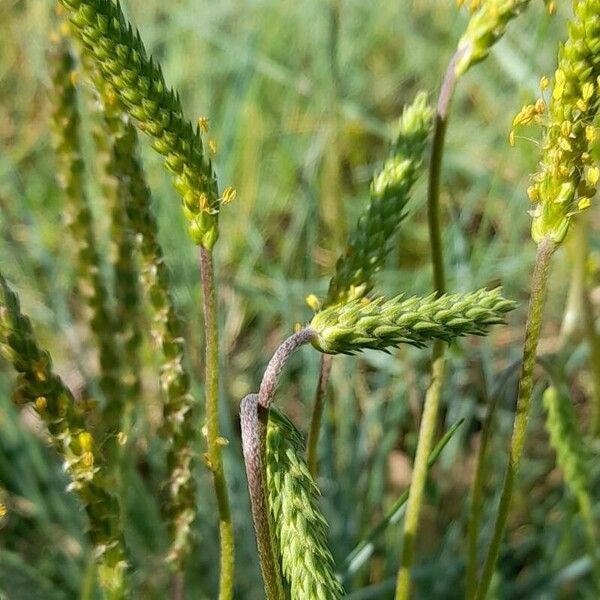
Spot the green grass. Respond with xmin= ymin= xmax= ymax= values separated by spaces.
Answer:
xmin=1 ymin=1 xmax=599 ymax=598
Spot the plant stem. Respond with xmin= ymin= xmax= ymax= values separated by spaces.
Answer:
xmin=240 ymin=394 xmax=285 ymax=600
xmin=258 ymin=327 xmax=316 ymax=409
xmin=394 ymin=49 xmax=462 ymax=600
xmin=466 ymin=360 xmax=522 ymax=600
xmin=307 ymin=354 xmax=333 ymax=477
xmin=395 ymin=344 xmax=446 ymax=599
xmin=241 ymin=328 xmax=315 ymax=598
xmin=198 ymin=247 xmax=234 ymax=600
xmin=475 ymin=237 xmax=555 ymax=600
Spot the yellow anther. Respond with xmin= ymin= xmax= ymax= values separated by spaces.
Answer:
xmin=208 ymin=139 xmax=217 ymax=155
xmin=197 ymin=116 xmax=209 ymax=133
xmin=582 ymin=82 xmax=594 ymax=101
xmin=534 ymin=98 xmax=545 ymax=114
xmin=216 ymin=437 xmax=229 ymax=447
xmin=221 ymin=186 xmax=236 ymax=204
xmin=305 ymin=294 xmax=321 ymax=312
xmin=585 ymin=125 xmax=597 ymax=143
xmin=527 ymin=185 xmax=539 ymax=203
xmin=578 ymin=197 xmax=591 ymax=211
xmin=69 ymin=70 xmax=79 ymax=87
xmin=509 ymin=130 xmax=516 ymax=146
xmin=82 ymin=452 xmax=94 ymax=468
xmin=117 ymin=432 xmax=128 ymax=446
xmin=35 ymin=396 xmax=47 ymax=412
xmin=0 ymin=504 xmax=7 ymax=519
xmin=586 ymin=166 xmax=599 ymax=186
xmin=294 ymin=322 xmax=303 ymax=333
xmin=540 ymin=76 xmax=550 ymax=91
xmin=78 ymin=431 xmax=93 ymax=452
xmin=547 ymin=1 xmax=556 ymax=15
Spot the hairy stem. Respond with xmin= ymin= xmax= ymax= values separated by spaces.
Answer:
xmin=240 ymin=395 xmax=285 ymax=600
xmin=258 ymin=327 xmax=316 ymax=409
xmin=198 ymin=247 xmax=234 ymax=600
xmin=394 ymin=50 xmax=462 ymax=600
xmin=241 ymin=328 xmax=315 ymax=598
xmin=475 ymin=237 xmax=555 ymax=600
xmin=307 ymin=354 xmax=333 ymax=477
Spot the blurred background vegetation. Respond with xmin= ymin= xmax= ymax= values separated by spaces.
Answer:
xmin=1 ymin=0 xmax=599 ymax=598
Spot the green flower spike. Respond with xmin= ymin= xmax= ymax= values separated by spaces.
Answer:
xmin=455 ymin=1 xmax=531 ymax=76
xmin=525 ymin=0 xmax=600 ymax=244
xmin=48 ymin=33 xmax=122 ymax=416
xmin=115 ymin=120 xmax=199 ymax=568
xmin=326 ymin=92 xmax=433 ymax=305
xmin=0 ymin=273 xmax=128 ymax=599
xmin=310 ymin=288 xmax=516 ymax=354
xmin=266 ymin=407 xmax=344 ymax=599
xmin=82 ymin=60 xmax=199 ymax=567
xmin=59 ymin=0 xmax=223 ymax=249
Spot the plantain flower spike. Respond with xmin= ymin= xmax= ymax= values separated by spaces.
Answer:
xmin=266 ymin=407 xmax=343 ymax=599
xmin=310 ymin=288 xmax=515 ymax=355
xmin=0 ymin=272 xmax=128 ymax=597
xmin=455 ymin=1 xmax=531 ymax=76
xmin=59 ymin=0 xmax=222 ymax=249
xmin=527 ymin=0 xmax=600 ymax=244
xmin=326 ymin=92 xmax=433 ymax=305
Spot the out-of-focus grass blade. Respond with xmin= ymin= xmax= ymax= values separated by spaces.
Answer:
xmin=339 ymin=419 xmax=465 ymax=581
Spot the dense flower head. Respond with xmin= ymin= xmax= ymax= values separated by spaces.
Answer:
xmin=521 ymin=0 xmax=600 ymax=244
xmin=266 ymin=408 xmax=343 ymax=599
xmin=59 ymin=0 xmax=225 ymax=249
xmin=455 ymin=1 xmax=531 ymax=76
xmin=311 ymin=288 xmax=516 ymax=355
xmin=326 ymin=92 xmax=433 ymax=305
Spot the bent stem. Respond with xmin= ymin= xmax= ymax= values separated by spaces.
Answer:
xmin=198 ymin=247 xmax=234 ymax=600
xmin=394 ymin=49 xmax=462 ymax=600
xmin=307 ymin=354 xmax=333 ymax=477
xmin=240 ymin=395 xmax=285 ymax=600
xmin=241 ymin=327 xmax=315 ymax=598
xmin=475 ymin=237 xmax=555 ymax=600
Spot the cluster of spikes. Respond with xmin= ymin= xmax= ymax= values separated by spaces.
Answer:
xmin=0 ymin=0 xmax=531 ymax=598
xmin=239 ymin=92 xmax=516 ymax=598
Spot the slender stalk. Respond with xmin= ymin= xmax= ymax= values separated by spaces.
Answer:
xmin=240 ymin=394 xmax=285 ymax=600
xmin=198 ymin=247 xmax=234 ymax=600
xmin=258 ymin=327 xmax=316 ymax=409
xmin=475 ymin=237 xmax=555 ymax=600
xmin=307 ymin=354 xmax=333 ymax=476
xmin=395 ymin=345 xmax=446 ymax=599
xmin=466 ymin=360 xmax=522 ymax=600
xmin=394 ymin=49 xmax=462 ymax=600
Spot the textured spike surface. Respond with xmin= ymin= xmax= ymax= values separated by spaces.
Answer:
xmin=59 ymin=0 xmax=221 ymax=248
xmin=311 ymin=288 xmax=516 ymax=354
xmin=265 ymin=408 xmax=343 ymax=600
xmin=326 ymin=92 xmax=433 ymax=305
xmin=0 ymin=273 xmax=128 ymax=598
